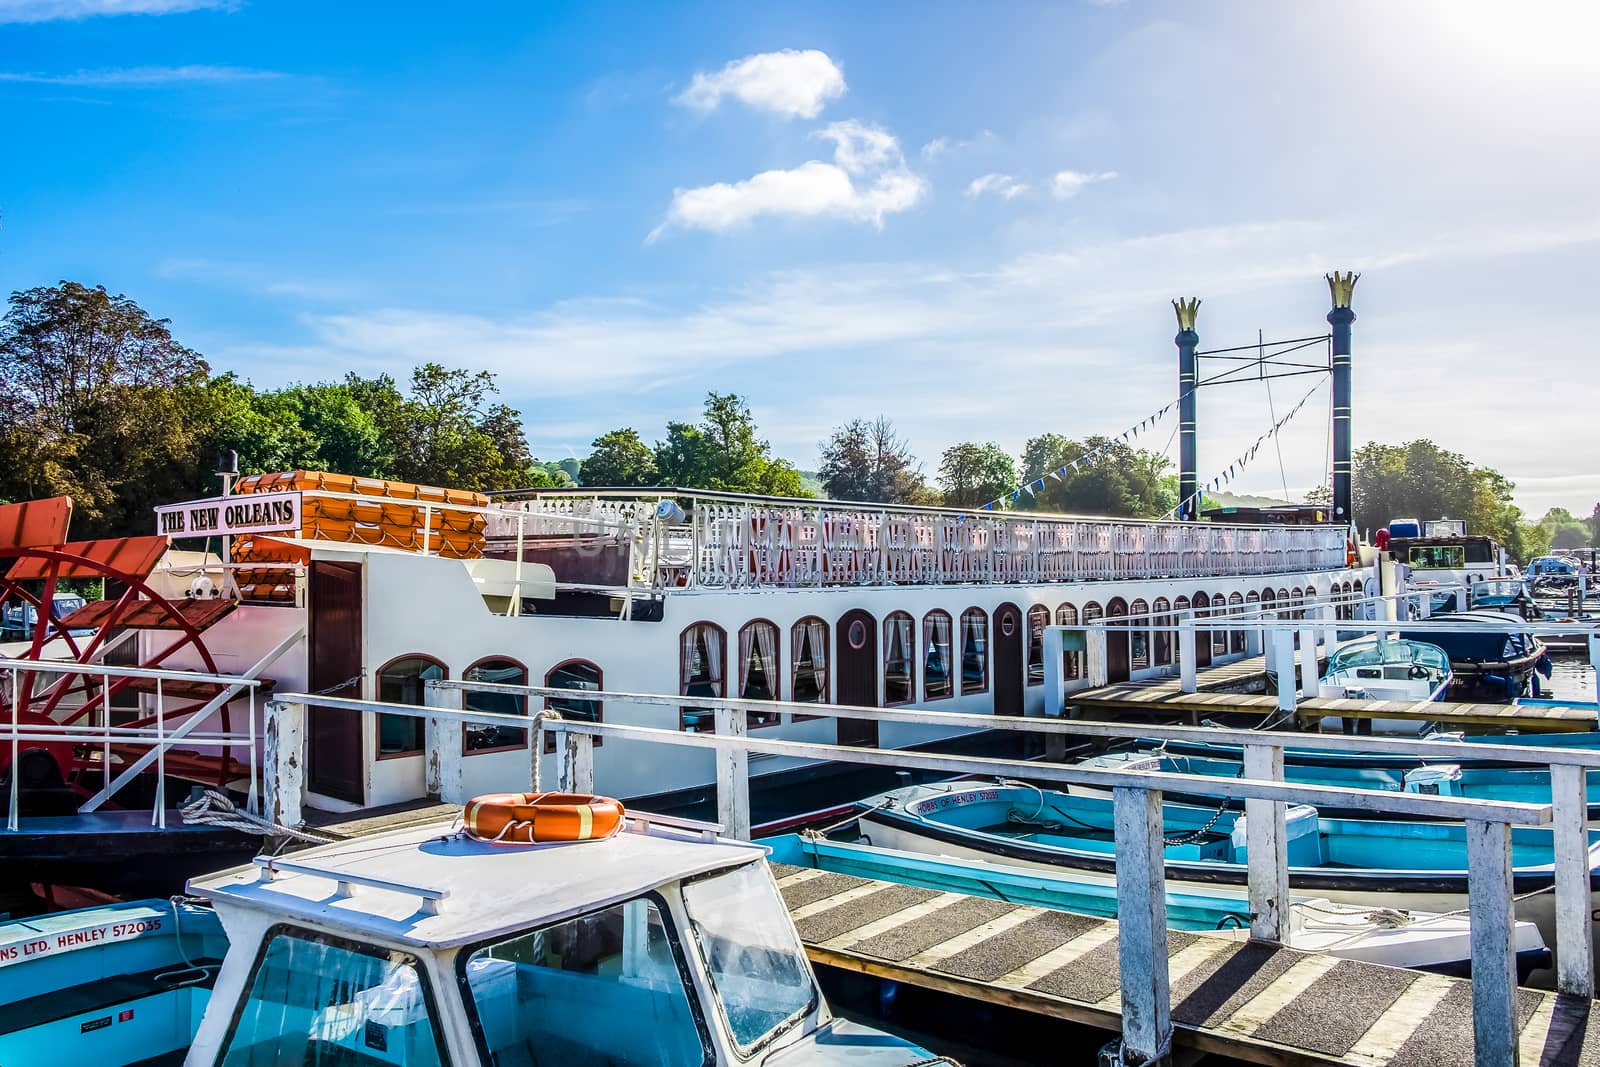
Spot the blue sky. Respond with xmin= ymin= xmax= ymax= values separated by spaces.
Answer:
xmin=3 ymin=1 xmax=1597 ymax=518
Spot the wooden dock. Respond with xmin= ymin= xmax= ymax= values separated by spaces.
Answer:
xmin=776 ymin=863 xmax=1600 ymax=1067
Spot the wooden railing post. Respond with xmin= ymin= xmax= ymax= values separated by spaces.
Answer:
xmin=557 ymin=728 xmax=595 ymax=794
xmin=1465 ymin=818 xmax=1518 ymax=1067
xmin=1243 ymin=744 xmax=1290 ymax=943
xmin=423 ymin=682 xmax=466 ymax=803
xmin=1114 ymin=785 xmax=1172 ymax=1066
xmin=264 ymin=699 xmax=305 ymax=830
xmin=1550 ymin=763 xmax=1594 ymax=998
xmin=714 ymin=706 xmax=751 ymax=839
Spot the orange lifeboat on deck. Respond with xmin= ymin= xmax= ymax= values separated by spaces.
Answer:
xmin=463 ymin=792 xmax=625 ymax=844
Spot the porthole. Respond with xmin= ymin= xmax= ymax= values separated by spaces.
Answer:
xmin=847 ymin=619 xmax=867 ymax=650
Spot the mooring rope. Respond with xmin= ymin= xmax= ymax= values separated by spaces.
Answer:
xmin=179 ymin=788 xmax=331 ymax=843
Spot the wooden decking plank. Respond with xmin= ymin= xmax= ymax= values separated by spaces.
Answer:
xmin=779 ymin=864 xmax=1596 ymax=1066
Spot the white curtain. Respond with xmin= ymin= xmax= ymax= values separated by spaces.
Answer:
xmin=887 ymin=616 xmax=910 ymax=667
xmin=738 ymin=625 xmax=754 ymax=698
xmin=680 ymin=628 xmax=697 ymax=693
xmin=807 ymin=620 xmax=828 ymax=694
xmin=754 ymin=623 xmax=777 ymax=691
xmin=927 ymin=613 xmax=950 ymax=672
xmin=703 ymin=627 xmax=722 ymax=691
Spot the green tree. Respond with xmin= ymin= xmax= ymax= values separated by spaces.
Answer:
xmin=0 ymin=281 xmax=212 ymax=536
xmin=654 ymin=393 xmax=806 ymax=496
xmin=937 ymin=442 xmax=1017 ymax=508
xmin=818 ymin=416 xmax=926 ymax=503
xmin=580 ymin=429 xmax=659 ymax=487
xmin=1590 ymin=503 xmax=1600 ymax=547
xmin=355 ymin=363 xmax=532 ymax=492
xmin=1017 ymin=434 xmax=1174 ymax=517
xmin=1352 ymin=439 xmax=1539 ymax=561
xmin=1535 ymin=507 xmax=1591 ymax=551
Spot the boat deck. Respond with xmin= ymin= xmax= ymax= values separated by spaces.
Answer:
xmin=1068 ymin=679 xmax=1599 ymax=733
xmin=774 ymin=863 xmax=1600 ymax=1066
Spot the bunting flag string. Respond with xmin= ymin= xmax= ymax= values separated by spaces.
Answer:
xmin=1160 ymin=377 xmax=1324 ymax=521
xmin=958 ymin=393 xmax=1187 ymax=520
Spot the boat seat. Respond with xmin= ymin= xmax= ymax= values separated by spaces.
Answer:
xmin=0 ymin=959 xmax=220 ymax=1035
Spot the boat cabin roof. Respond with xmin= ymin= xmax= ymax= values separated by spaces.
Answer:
xmin=188 ymin=818 xmax=763 ymax=950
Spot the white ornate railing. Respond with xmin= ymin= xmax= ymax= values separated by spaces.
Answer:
xmin=487 ymin=489 xmax=1348 ymax=590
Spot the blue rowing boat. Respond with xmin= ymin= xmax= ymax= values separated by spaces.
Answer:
xmin=856 ymin=780 xmax=1600 ymax=987
xmin=763 ymin=833 xmax=1550 ymax=978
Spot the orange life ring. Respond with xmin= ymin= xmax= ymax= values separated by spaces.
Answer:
xmin=463 ymin=792 xmax=625 ymax=844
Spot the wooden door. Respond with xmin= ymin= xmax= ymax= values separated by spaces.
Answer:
xmin=835 ymin=609 xmax=878 ymax=747
xmin=993 ymin=602 xmax=1024 ymax=714
xmin=1106 ymin=598 xmax=1131 ymax=683
xmin=308 ymin=560 xmax=364 ymax=803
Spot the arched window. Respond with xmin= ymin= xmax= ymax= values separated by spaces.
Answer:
xmin=544 ymin=660 xmax=602 ymax=754
xmin=1260 ymin=588 xmax=1276 ymax=608
xmin=923 ymin=610 xmax=954 ymax=699
xmin=960 ymin=608 xmax=988 ymax=694
xmin=376 ymin=654 xmax=444 ymax=757
xmin=1056 ymin=604 xmax=1080 ymax=681
xmin=1211 ymin=593 xmax=1230 ymax=657
xmin=737 ymin=620 xmax=781 ymax=727
xmin=463 ymin=656 xmax=528 ymax=755
xmin=680 ymin=622 xmax=725 ymax=733
xmin=1152 ymin=598 xmax=1172 ymax=666
xmin=1026 ymin=605 xmax=1050 ymax=685
xmin=1129 ymin=599 xmax=1150 ymax=670
xmin=1228 ymin=593 xmax=1246 ymax=653
xmin=1290 ymin=588 xmax=1305 ymax=622
xmin=884 ymin=612 xmax=915 ymax=706
xmin=791 ymin=617 xmax=829 ymax=714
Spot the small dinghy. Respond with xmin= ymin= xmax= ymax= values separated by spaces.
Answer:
xmin=763 ymin=833 xmax=1549 ymax=980
xmin=1066 ymin=739 xmax=1600 ymax=821
xmin=857 ymin=780 xmax=1600 ymax=987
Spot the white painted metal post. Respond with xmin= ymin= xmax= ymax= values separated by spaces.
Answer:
xmin=1244 ymin=623 xmax=1261 ymax=658
xmin=714 ymin=706 xmax=751 ymax=840
xmin=7 ymin=667 xmax=17 ymax=832
xmin=1271 ymin=629 xmax=1296 ymax=715
xmin=1298 ymin=624 xmax=1318 ymax=699
xmin=1465 ymin=819 xmax=1518 ymax=1067
xmin=1591 ymin=633 xmax=1600 ymax=708
xmin=1113 ymin=785 xmax=1172 ymax=1066
xmin=423 ymin=683 xmax=466 ymax=804
xmin=1042 ymin=627 xmax=1067 ymax=760
xmin=1177 ymin=625 xmax=1196 ymax=694
xmin=1319 ymin=601 xmax=1336 ymax=657
xmin=557 ymin=730 xmax=595 ymax=793
xmin=1088 ymin=626 xmax=1110 ymax=689
xmin=1550 ymin=764 xmax=1594 ymax=998
xmin=1243 ymin=744 xmax=1290 ymax=943
xmin=264 ymin=699 xmax=305 ymax=830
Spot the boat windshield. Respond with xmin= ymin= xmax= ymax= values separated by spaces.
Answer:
xmin=218 ymin=927 xmax=446 ymax=1066
xmin=682 ymin=860 xmax=817 ymax=1055
xmin=459 ymin=894 xmax=707 ymax=1067
xmin=1328 ymin=640 xmax=1449 ymax=674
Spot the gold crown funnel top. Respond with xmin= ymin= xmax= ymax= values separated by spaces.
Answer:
xmin=1172 ymin=297 xmax=1201 ymax=331
xmin=1326 ymin=271 xmax=1359 ymax=308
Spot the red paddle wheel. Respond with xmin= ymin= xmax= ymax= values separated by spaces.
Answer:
xmin=0 ymin=496 xmax=248 ymax=810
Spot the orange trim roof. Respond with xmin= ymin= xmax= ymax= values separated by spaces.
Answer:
xmin=0 ymin=497 xmax=72 ymax=551
xmin=5 ymin=535 xmax=170 ymax=582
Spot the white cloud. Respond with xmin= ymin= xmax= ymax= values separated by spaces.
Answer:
xmin=0 ymin=65 xmax=282 ymax=85
xmin=966 ymin=173 xmax=1028 ymax=200
xmin=921 ymin=137 xmax=949 ymax=160
xmin=1052 ymin=169 xmax=1119 ymax=199
xmin=673 ymin=48 xmax=845 ymax=119
xmin=0 ymin=0 xmax=228 ymax=22
xmin=650 ymin=119 xmax=927 ymax=238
